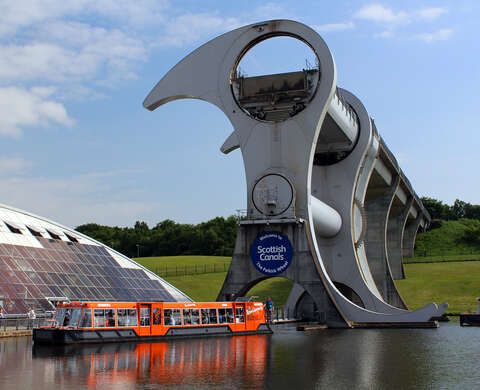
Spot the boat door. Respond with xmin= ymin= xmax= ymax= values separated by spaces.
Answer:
xmin=138 ymin=304 xmax=152 ymax=336
xmin=234 ymin=303 xmax=246 ymax=330
xmin=151 ymin=305 xmax=164 ymax=336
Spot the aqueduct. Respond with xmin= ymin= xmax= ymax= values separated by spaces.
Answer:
xmin=144 ymin=19 xmax=447 ymax=327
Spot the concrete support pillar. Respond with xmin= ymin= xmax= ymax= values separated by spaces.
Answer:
xmin=217 ymin=223 xmax=346 ymax=327
xmin=364 ymin=175 xmax=407 ymax=309
xmin=402 ymin=215 xmax=423 ymax=258
xmin=387 ymin=197 xmax=414 ymax=280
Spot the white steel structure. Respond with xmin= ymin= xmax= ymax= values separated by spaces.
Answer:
xmin=144 ymin=19 xmax=447 ymax=327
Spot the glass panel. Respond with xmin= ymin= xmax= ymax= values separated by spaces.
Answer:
xmin=191 ymin=309 xmax=200 ymax=325
xmin=55 ymin=308 xmax=66 ymax=326
xmin=69 ymin=308 xmax=82 ymax=327
xmin=94 ymin=309 xmax=106 ymax=327
xmin=183 ymin=309 xmax=193 ymax=325
xmin=127 ymin=309 xmax=138 ymax=326
xmin=105 ymin=309 xmax=116 ymax=327
xmin=236 ymin=307 xmax=245 ymax=323
xmin=153 ymin=308 xmax=162 ymax=325
xmin=218 ymin=308 xmax=234 ymax=323
xmin=117 ymin=309 xmax=128 ymax=326
xmin=140 ymin=307 xmax=150 ymax=326
xmin=218 ymin=309 xmax=227 ymax=323
xmin=226 ymin=308 xmax=234 ymax=323
xmin=80 ymin=309 xmax=92 ymax=328
xmin=209 ymin=309 xmax=218 ymax=324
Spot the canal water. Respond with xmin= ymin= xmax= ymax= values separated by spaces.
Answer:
xmin=0 ymin=323 xmax=478 ymax=389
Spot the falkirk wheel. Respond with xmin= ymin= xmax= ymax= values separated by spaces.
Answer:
xmin=144 ymin=19 xmax=447 ymax=327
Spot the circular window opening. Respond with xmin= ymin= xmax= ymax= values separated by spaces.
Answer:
xmin=231 ymin=35 xmax=320 ymax=122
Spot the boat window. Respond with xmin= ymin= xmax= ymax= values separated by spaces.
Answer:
xmin=219 ymin=308 xmax=234 ymax=324
xmin=153 ymin=308 xmax=162 ymax=325
xmin=128 ymin=309 xmax=138 ymax=326
xmin=218 ymin=309 xmax=227 ymax=323
xmin=117 ymin=309 xmax=138 ymax=326
xmin=200 ymin=309 xmax=209 ymax=324
xmin=69 ymin=308 xmax=82 ymax=327
xmin=106 ymin=309 xmax=116 ymax=327
xmin=226 ymin=308 xmax=234 ymax=323
xmin=163 ymin=309 xmax=182 ymax=326
xmin=191 ymin=309 xmax=199 ymax=325
xmin=80 ymin=309 xmax=92 ymax=327
xmin=140 ymin=307 xmax=150 ymax=326
xmin=235 ymin=307 xmax=245 ymax=323
xmin=208 ymin=309 xmax=218 ymax=324
xmin=94 ymin=309 xmax=106 ymax=327
xmin=182 ymin=309 xmax=199 ymax=325
xmin=55 ymin=308 xmax=66 ymax=326
xmin=183 ymin=309 xmax=192 ymax=325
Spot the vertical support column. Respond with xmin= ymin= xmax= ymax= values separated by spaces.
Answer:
xmin=217 ymin=222 xmax=347 ymax=327
xmin=402 ymin=215 xmax=424 ymax=258
xmin=387 ymin=197 xmax=414 ymax=280
xmin=364 ymin=175 xmax=406 ymax=308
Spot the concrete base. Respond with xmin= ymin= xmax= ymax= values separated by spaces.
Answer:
xmin=217 ymin=222 xmax=347 ymax=328
xmin=0 ymin=329 xmax=32 ymax=338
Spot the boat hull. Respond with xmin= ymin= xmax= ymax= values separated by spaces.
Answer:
xmin=33 ymin=324 xmax=272 ymax=345
xmin=460 ymin=314 xmax=480 ymax=326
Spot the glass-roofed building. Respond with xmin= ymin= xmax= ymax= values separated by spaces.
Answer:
xmin=0 ymin=204 xmax=190 ymax=314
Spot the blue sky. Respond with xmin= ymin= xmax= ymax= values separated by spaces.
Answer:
xmin=0 ymin=1 xmax=478 ymax=227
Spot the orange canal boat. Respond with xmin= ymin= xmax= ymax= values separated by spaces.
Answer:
xmin=33 ymin=300 xmax=271 ymax=345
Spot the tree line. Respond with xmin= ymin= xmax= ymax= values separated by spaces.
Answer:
xmin=75 ymin=216 xmax=237 ymax=258
xmin=421 ymin=197 xmax=480 ymax=220
xmin=75 ymin=197 xmax=480 ymax=258
xmin=421 ymin=197 xmax=480 ymax=245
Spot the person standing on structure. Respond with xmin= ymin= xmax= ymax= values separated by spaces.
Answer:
xmin=265 ymin=297 xmax=274 ymax=324
xmin=27 ymin=307 xmax=36 ymax=329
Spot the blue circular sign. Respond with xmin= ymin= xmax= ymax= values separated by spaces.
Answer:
xmin=250 ymin=231 xmax=293 ymax=276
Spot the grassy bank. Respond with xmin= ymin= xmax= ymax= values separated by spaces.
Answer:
xmin=397 ymin=261 xmax=480 ymax=314
xmin=414 ymin=219 xmax=480 ymax=257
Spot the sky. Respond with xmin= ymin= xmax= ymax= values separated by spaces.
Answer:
xmin=0 ymin=0 xmax=479 ymax=228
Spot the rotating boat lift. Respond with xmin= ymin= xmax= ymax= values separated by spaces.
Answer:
xmin=144 ymin=19 xmax=447 ymax=327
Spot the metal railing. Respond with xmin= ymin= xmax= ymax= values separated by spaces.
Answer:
xmin=152 ymin=262 xmax=229 ymax=277
xmin=0 ymin=317 xmax=50 ymax=331
xmin=271 ymin=306 xmax=298 ymax=323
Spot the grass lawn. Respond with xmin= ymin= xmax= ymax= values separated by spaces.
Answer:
xmin=134 ymin=256 xmax=231 ymax=276
xmin=414 ymin=219 xmax=480 ymax=257
xmin=397 ymin=261 xmax=480 ymax=314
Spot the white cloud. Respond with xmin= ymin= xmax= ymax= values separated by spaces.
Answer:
xmin=415 ymin=28 xmax=453 ymax=43
xmin=0 ymin=0 xmax=169 ymax=37
xmin=0 ymin=157 xmax=32 ymax=175
xmin=415 ymin=7 xmax=447 ymax=21
xmin=158 ymin=13 xmax=242 ymax=47
xmin=0 ymin=170 xmax=161 ymax=227
xmin=354 ymin=4 xmax=450 ymax=41
xmin=315 ymin=22 xmax=355 ymax=33
xmin=375 ymin=30 xmax=394 ymax=39
xmin=0 ymin=87 xmax=74 ymax=136
xmin=355 ymin=4 xmax=408 ymax=24
xmin=0 ymin=24 xmax=146 ymax=84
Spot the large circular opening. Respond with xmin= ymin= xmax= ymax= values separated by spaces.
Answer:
xmin=231 ymin=35 xmax=320 ymax=122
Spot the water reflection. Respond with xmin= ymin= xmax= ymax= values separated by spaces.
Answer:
xmin=32 ymin=336 xmax=269 ymax=389
xmin=1 ymin=324 xmax=480 ymax=389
